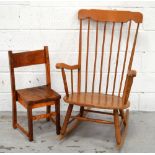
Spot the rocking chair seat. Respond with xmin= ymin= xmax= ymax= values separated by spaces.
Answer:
xmin=64 ymin=93 xmax=130 ymax=110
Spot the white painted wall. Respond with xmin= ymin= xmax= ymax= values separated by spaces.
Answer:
xmin=0 ymin=0 xmax=154 ymax=111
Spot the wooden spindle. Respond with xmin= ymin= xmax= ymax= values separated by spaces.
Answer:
xmin=128 ymin=23 xmax=140 ymax=71
xmin=106 ymin=22 xmax=115 ymax=94
xmin=99 ymin=22 xmax=107 ymax=93
xmin=92 ymin=21 xmax=99 ymax=92
xmin=71 ymin=70 xmax=73 ymax=93
xmin=85 ymin=18 xmax=90 ymax=92
xmin=118 ymin=21 xmax=131 ymax=96
xmin=122 ymin=23 xmax=139 ymax=100
xmin=62 ymin=69 xmax=69 ymax=97
xmin=78 ymin=19 xmax=82 ymax=93
xmin=112 ymin=23 xmax=123 ymax=95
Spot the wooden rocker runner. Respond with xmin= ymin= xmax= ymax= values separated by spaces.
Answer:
xmin=56 ymin=9 xmax=143 ymax=148
xmin=8 ymin=46 xmax=61 ymax=141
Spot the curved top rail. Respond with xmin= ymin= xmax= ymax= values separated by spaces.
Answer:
xmin=78 ymin=9 xmax=143 ymax=23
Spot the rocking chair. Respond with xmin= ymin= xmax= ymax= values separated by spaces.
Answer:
xmin=56 ymin=9 xmax=143 ymax=148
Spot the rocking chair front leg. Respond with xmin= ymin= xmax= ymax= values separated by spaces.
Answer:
xmin=114 ymin=109 xmax=121 ymax=145
xmin=61 ymin=104 xmax=73 ymax=136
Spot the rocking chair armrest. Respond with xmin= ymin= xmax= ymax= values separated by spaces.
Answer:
xmin=56 ymin=63 xmax=80 ymax=97
xmin=56 ymin=64 xmax=71 ymax=97
xmin=127 ymin=70 xmax=137 ymax=77
xmin=56 ymin=63 xmax=80 ymax=70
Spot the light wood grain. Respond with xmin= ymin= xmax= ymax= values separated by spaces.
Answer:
xmin=56 ymin=9 xmax=143 ymax=148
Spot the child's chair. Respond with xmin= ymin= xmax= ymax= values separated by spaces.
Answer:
xmin=8 ymin=46 xmax=61 ymax=141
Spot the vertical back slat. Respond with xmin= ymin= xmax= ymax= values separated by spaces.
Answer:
xmin=71 ymin=70 xmax=73 ymax=93
xmin=112 ymin=23 xmax=123 ymax=95
xmin=99 ymin=22 xmax=107 ymax=93
xmin=92 ymin=21 xmax=99 ymax=92
xmin=128 ymin=23 xmax=140 ymax=71
xmin=106 ymin=22 xmax=115 ymax=94
xmin=78 ymin=19 xmax=82 ymax=93
xmin=118 ymin=21 xmax=131 ymax=96
xmin=85 ymin=18 xmax=90 ymax=92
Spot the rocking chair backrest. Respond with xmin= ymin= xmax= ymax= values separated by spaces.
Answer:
xmin=76 ymin=9 xmax=143 ymax=96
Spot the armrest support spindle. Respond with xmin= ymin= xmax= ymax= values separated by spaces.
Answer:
xmin=123 ymin=70 xmax=137 ymax=104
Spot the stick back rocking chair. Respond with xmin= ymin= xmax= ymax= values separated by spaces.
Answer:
xmin=56 ymin=9 xmax=143 ymax=148
xmin=8 ymin=46 xmax=61 ymax=141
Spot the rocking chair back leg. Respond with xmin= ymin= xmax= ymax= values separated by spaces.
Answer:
xmin=80 ymin=106 xmax=84 ymax=116
xmin=119 ymin=109 xmax=126 ymax=126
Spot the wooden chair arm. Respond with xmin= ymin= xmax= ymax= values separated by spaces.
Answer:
xmin=127 ymin=70 xmax=137 ymax=77
xmin=56 ymin=63 xmax=80 ymax=97
xmin=56 ymin=63 xmax=80 ymax=70
xmin=123 ymin=70 xmax=137 ymax=104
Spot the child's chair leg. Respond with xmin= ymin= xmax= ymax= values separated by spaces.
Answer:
xmin=46 ymin=105 xmax=51 ymax=121
xmin=27 ymin=106 xmax=33 ymax=141
xmin=12 ymin=99 xmax=17 ymax=129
